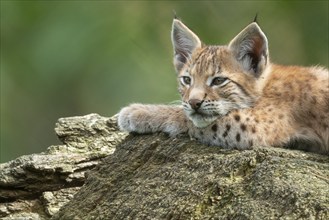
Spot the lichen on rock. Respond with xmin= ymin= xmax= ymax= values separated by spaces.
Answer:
xmin=53 ymin=131 xmax=329 ymax=219
xmin=0 ymin=114 xmax=127 ymax=219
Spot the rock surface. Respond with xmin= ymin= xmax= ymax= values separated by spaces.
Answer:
xmin=1 ymin=114 xmax=328 ymax=219
xmin=0 ymin=114 xmax=127 ymax=219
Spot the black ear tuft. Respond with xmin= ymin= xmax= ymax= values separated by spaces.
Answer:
xmin=253 ymin=13 xmax=259 ymax=23
xmin=173 ymin=10 xmax=178 ymax=19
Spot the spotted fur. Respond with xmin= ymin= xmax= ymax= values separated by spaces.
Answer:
xmin=118 ymin=19 xmax=329 ymax=154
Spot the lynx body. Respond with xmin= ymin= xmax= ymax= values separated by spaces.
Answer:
xmin=118 ymin=19 xmax=329 ymax=154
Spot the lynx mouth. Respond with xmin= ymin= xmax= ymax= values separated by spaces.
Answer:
xmin=186 ymin=111 xmax=219 ymax=128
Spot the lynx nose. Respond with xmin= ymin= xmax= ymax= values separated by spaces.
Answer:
xmin=189 ymin=99 xmax=203 ymax=110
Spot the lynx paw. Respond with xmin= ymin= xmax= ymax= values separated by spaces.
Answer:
xmin=118 ymin=103 xmax=188 ymax=136
xmin=117 ymin=104 xmax=154 ymax=134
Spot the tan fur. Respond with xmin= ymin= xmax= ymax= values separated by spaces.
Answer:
xmin=118 ymin=19 xmax=329 ymax=154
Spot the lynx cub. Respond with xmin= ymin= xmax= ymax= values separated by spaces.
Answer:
xmin=118 ymin=18 xmax=329 ymax=154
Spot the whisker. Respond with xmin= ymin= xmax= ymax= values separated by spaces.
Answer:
xmin=168 ymin=100 xmax=183 ymax=105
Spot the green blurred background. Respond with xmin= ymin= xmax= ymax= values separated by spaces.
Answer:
xmin=1 ymin=1 xmax=328 ymax=163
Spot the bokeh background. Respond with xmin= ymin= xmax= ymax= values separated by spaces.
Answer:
xmin=1 ymin=1 xmax=328 ymax=162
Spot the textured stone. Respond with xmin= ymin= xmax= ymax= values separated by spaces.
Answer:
xmin=1 ymin=113 xmax=328 ymax=220
xmin=0 ymin=114 xmax=127 ymax=219
xmin=54 ymin=133 xmax=329 ymax=220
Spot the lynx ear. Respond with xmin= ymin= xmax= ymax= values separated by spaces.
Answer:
xmin=229 ymin=22 xmax=269 ymax=76
xmin=171 ymin=19 xmax=202 ymax=72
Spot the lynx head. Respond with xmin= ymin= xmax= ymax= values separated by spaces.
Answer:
xmin=171 ymin=18 xmax=269 ymax=128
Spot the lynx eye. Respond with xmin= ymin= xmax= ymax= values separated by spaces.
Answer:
xmin=181 ymin=76 xmax=191 ymax=85
xmin=211 ymin=77 xmax=228 ymax=87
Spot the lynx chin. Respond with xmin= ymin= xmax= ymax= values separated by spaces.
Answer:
xmin=118 ymin=18 xmax=329 ymax=154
